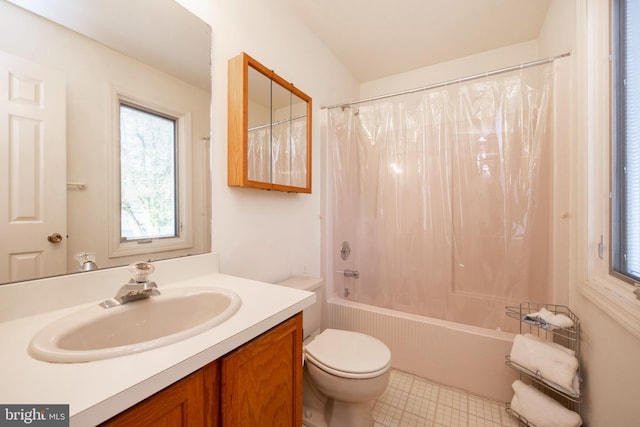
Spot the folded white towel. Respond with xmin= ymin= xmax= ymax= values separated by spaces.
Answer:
xmin=524 ymin=307 xmax=574 ymax=330
xmin=510 ymin=380 xmax=582 ymax=427
xmin=524 ymin=333 xmax=575 ymax=356
xmin=524 ymin=334 xmax=581 ymax=394
xmin=510 ymin=334 xmax=579 ymax=394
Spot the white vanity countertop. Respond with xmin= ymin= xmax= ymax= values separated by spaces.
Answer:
xmin=0 ymin=257 xmax=314 ymax=426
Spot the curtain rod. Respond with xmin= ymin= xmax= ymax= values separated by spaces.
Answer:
xmin=322 ymin=52 xmax=570 ymax=110
xmin=248 ymin=113 xmax=307 ymax=132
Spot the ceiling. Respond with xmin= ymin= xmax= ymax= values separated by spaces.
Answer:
xmin=6 ymin=0 xmax=211 ymax=91
xmin=280 ymin=0 xmax=552 ymax=83
xmin=6 ymin=0 xmax=552 ymax=89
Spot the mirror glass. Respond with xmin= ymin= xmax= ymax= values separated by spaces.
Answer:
xmin=0 ymin=0 xmax=212 ymax=285
xmin=244 ymin=59 xmax=311 ymax=191
xmin=247 ymin=65 xmax=272 ymax=183
xmin=276 ymin=91 xmax=308 ymax=188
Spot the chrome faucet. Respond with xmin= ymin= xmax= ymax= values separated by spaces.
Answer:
xmin=100 ymin=261 xmax=160 ymax=308
xmin=74 ymin=252 xmax=99 ymax=271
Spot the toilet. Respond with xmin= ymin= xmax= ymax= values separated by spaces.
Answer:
xmin=276 ymin=276 xmax=391 ymax=427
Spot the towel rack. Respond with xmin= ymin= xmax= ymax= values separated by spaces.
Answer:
xmin=504 ymin=302 xmax=582 ymax=426
xmin=504 ymin=357 xmax=581 ymax=401
xmin=504 ymin=406 xmax=534 ymax=427
xmin=505 ymin=302 xmax=580 ymax=356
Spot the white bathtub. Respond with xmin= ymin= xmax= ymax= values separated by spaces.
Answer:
xmin=326 ymin=296 xmax=519 ymax=402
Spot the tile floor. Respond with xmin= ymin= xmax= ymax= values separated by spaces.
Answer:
xmin=373 ymin=369 xmax=520 ymax=427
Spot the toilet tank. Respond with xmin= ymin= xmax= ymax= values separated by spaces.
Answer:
xmin=276 ymin=276 xmax=324 ymax=340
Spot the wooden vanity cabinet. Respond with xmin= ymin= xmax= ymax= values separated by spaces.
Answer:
xmin=221 ymin=312 xmax=303 ymax=426
xmin=100 ymin=313 xmax=302 ymax=427
xmin=100 ymin=361 xmax=215 ymax=427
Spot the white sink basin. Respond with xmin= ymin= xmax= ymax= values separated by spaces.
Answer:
xmin=29 ymin=287 xmax=241 ymax=363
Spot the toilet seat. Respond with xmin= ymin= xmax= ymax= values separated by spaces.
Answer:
xmin=305 ymin=329 xmax=391 ymax=379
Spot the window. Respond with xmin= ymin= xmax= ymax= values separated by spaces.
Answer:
xmin=612 ymin=0 xmax=640 ymax=283
xmin=119 ymin=102 xmax=178 ymax=242
xmin=109 ymin=91 xmax=193 ymax=258
xmin=576 ymin=0 xmax=640 ymax=339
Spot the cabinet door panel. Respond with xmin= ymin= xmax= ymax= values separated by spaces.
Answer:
xmin=221 ymin=313 xmax=303 ymax=427
xmin=100 ymin=368 xmax=205 ymax=427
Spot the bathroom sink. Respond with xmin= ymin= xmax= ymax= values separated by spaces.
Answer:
xmin=29 ymin=287 xmax=241 ymax=363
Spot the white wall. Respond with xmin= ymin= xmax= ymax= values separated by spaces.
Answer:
xmin=360 ymin=40 xmax=539 ymax=99
xmin=175 ymin=0 xmax=358 ymax=283
xmin=538 ymin=0 xmax=576 ymax=58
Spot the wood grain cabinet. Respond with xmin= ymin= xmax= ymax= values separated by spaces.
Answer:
xmin=221 ymin=313 xmax=303 ymax=426
xmin=228 ymin=52 xmax=312 ymax=193
xmin=100 ymin=362 xmax=215 ymax=427
xmin=100 ymin=313 xmax=302 ymax=427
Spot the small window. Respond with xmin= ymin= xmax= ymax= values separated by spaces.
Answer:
xmin=109 ymin=92 xmax=192 ymax=258
xmin=119 ymin=102 xmax=178 ymax=242
xmin=612 ymin=0 xmax=640 ymax=283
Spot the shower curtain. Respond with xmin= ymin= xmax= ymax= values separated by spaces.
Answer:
xmin=329 ymin=64 xmax=554 ymax=332
xmin=248 ymin=116 xmax=308 ymax=187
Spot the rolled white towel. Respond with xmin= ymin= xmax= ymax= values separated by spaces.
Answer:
xmin=510 ymin=380 xmax=582 ymax=427
xmin=524 ymin=307 xmax=574 ymax=330
xmin=510 ymin=334 xmax=579 ymax=393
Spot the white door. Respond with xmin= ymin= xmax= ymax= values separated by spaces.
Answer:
xmin=0 ymin=50 xmax=66 ymax=283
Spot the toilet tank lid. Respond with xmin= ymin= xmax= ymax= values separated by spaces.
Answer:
xmin=276 ymin=276 xmax=324 ymax=291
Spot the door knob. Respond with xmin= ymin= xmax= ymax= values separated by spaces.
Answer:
xmin=47 ymin=233 xmax=63 ymax=244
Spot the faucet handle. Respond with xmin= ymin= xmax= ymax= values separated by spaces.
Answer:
xmin=128 ymin=261 xmax=155 ymax=283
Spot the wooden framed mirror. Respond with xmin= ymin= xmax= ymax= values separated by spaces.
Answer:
xmin=228 ymin=52 xmax=312 ymax=193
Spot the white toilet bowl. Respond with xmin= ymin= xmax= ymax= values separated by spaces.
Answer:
xmin=302 ymin=328 xmax=391 ymax=427
xmin=274 ymin=277 xmax=392 ymax=427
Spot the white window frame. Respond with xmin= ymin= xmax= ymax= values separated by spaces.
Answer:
xmin=577 ymin=0 xmax=640 ymax=339
xmin=108 ymin=88 xmax=193 ymax=258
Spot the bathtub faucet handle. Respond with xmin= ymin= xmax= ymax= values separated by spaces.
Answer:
xmin=344 ymin=269 xmax=359 ymax=279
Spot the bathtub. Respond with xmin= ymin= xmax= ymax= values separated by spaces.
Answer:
xmin=326 ymin=296 xmax=519 ymax=402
